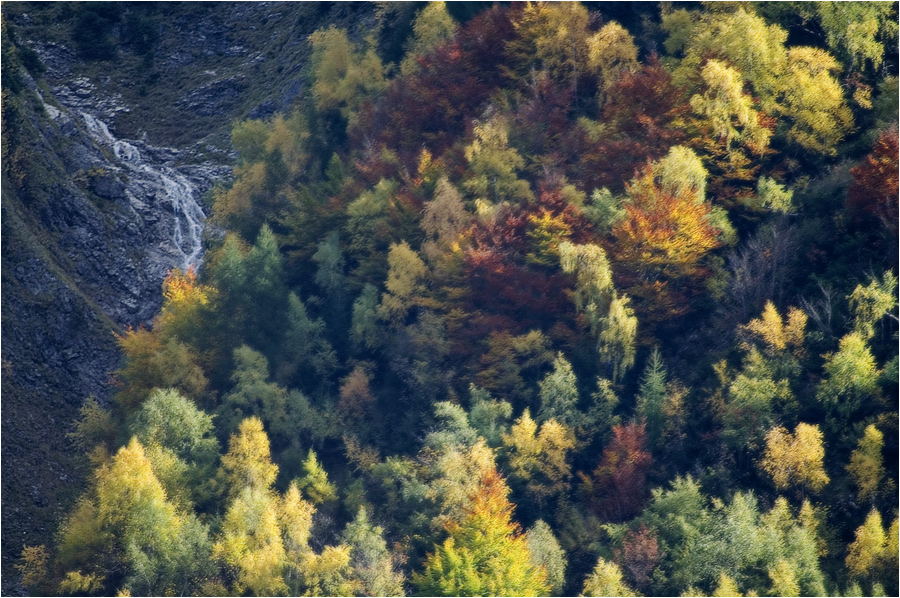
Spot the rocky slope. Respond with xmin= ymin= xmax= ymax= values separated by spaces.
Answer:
xmin=1 ymin=3 xmax=376 ymax=592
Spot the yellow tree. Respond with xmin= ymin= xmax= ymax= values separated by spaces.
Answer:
xmin=503 ymin=409 xmax=575 ymax=506
xmin=377 ymin=240 xmax=429 ymax=327
xmin=759 ymin=423 xmax=830 ymax=493
xmin=214 ymin=486 xmax=288 ymax=596
xmin=580 ymin=556 xmax=638 ymax=597
xmin=214 ymin=418 xmax=286 ymax=595
xmin=846 ymin=424 xmax=886 ymax=503
xmin=413 ymin=466 xmax=549 ymax=596
xmin=689 ymin=59 xmax=772 ymax=156
xmin=669 ymin=6 xmax=854 ymax=156
xmin=309 ymin=26 xmax=386 ymax=127
xmin=846 ymin=508 xmax=887 ymax=577
xmin=220 ymin=416 xmax=279 ymax=496
xmin=741 ymin=301 xmax=808 ymax=357
xmin=781 ymin=47 xmax=853 ymax=155
xmin=57 ymin=438 xmax=210 ymax=596
xmin=816 ymin=331 xmax=881 ymax=418
xmin=509 ymin=1 xmax=592 ymax=93
xmin=848 ymin=271 xmax=898 ymax=340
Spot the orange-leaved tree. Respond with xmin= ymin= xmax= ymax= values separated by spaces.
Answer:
xmin=413 ymin=466 xmax=549 ymax=596
xmin=609 ymin=152 xmax=723 ymax=332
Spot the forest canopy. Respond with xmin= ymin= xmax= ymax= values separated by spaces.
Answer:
xmin=17 ymin=2 xmax=899 ymax=596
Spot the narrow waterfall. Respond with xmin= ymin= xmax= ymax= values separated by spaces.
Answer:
xmin=80 ymin=112 xmax=207 ymax=270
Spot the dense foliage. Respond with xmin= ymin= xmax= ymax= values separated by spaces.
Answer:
xmin=18 ymin=2 xmax=898 ymax=596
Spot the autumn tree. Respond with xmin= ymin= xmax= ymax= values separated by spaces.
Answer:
xmin=377 ymin=240 xmax=429 ymax=327
xmin=667 ymin=6 xmax=854 ymax=155
xmin=506 ymin=1 xmax=594 ymax=98
xmin=220 ymin=416 xmax=279 ymax=497
xmin=759 ymin=423 xmax=830 ymax=493
xmin=609 ymin=150 xmax=723 ymax=331
xmin=502 ymin=409 xmax=575 ymax=507
xmin=113 ymin=325 xmax=207 ymax=413
xmin=585 ymin=422 xmax=652 ymax=521
xmin=689 ymin=59 xmax=772 ymax=157
xmin=847 ymin=131 xmax=899 ymax=258
xmin=617 ymin=524 xmax=660 ymax=593
xmin=580 ymin=557 xmax=638 ymax=597
xmin=214 ymin=484 xmax=288 ymax=596
xmin=421 ymin=176 xmax=469 ymax=261
xmin=588 ymin=22 xmax=639 ymax=93
xmin=846 ymin=424 xmax=886 ymax=504
xmin=57 ymin=438 xmax=212 ymax=596
xmin=413 ymin=466 xmax=549 ymax=596
xmin=309 ymin=26 xmax=386 ymax=128
xmin=846 ymin=509 xmax=890 ymax=579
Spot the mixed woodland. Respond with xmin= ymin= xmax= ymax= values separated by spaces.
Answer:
xmin=10 ymin=2 xmax=900 ymax=596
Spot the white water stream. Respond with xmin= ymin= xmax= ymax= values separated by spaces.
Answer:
xmin=80 ymin=112 xmax=206 ymax=270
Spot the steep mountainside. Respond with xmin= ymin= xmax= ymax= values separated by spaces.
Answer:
xmin=1 ymin=3 xmax=373 ymax=592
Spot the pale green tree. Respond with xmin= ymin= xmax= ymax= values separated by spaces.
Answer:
xmin=559 ymin=241 xmax=637 ymax=382
xmin=351 ymin=284 xmax=381 ymax=350
xmin=588 ymin=21 xmax=639 ymax=90
xmin=526 ymin=519 xmax=567 ymax=596
xmin=848 ymin=271 xmax=898 ymax=340
xmin=816 ymin=332 xmax=880 ymax=418
xmin=636 ymin=348 xmax=667 ymax=446
xmin=537 ymin=353 xmax=579 ymax=427
xmin=341 ymin=507 xmax=406 ymax=596
xmin=468 ymin=384 xmax=513 ymax=448
xmin=463 ymin=112 xmax=533 ymax=203
xmin=309 ymin=26 xmax=386 ymax=126
xmin=400 ymin=1 xmax=457 ymax=75
xmin=297 ymin=449 xmax=338 ymax=505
